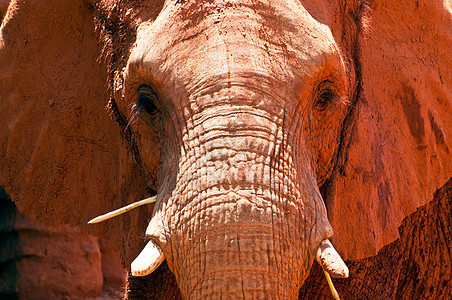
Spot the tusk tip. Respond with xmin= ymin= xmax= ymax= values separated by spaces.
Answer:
xmin=87 ymin=218 xmax=99 ymax=224
xmin=131 ymin=240 xmax=165 ymax=277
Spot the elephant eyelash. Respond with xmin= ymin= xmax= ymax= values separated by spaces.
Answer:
xmin=317 ymin=89 xmax=336 ymax=105
xmin=135 ymin=85 xmax=160 ymax=116
xmin=128 ymin=85 xmax=161 ymax=128
xmin=314 ymin=80 xmax=340 ymax=110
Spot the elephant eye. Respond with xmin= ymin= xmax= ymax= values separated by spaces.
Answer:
xmin=314 ymin=80 xmax=339 ymax=110
xmin=136 ymin=85 xmax=160 ymax=117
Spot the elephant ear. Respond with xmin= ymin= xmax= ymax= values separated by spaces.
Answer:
xmin=0 ymin=0 xmax=152 ymax=263
xmin=330 ymin=0 xmax=452 ymax=259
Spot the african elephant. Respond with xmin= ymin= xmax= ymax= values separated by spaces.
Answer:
xmin=1 ymin=0 xmax=451 ymax=298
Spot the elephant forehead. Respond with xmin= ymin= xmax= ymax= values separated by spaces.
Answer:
xmin=127 ymin=0 xmax=340 ymax=98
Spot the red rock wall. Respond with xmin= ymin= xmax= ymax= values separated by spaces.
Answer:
xmin=0 ymin=187 xmax=126 ymax=299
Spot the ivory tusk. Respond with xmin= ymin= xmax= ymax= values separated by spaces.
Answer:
xmin=131 ymin=240 xmax=165 ymax=276
xmin=316 ymin=239 xmax=349 ymax=278
xmin=87 ymin=196 xmax=156 ymax=224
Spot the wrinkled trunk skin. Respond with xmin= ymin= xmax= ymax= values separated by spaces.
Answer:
xmin=159 ymin=92 xmax=331 ymax=298
xmin=123 ymin=0 xmax=346 ymax=298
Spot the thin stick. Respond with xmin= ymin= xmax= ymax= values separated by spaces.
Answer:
xmin=323 ymin=269 xmax=340 ymax=300
xmin=88 ymin=196 xmax=156 ymax=224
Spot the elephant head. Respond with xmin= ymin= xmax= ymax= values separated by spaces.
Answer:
xmin=1 ymin=0 xmax=451 ymax=298
xmin=115 ymin=1 xmax=351 ymax=297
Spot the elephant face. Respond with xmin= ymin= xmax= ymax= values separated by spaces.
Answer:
xmin=117 ymin=1 xmax=350 ymax=297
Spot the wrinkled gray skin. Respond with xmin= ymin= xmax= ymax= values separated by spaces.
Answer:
xmin=116 ymin=0 xmax=352 ymax=298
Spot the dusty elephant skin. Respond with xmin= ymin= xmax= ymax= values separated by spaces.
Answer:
xmin=1 ymin=0 xmax=451 ymax=299
xmin=118 ymin=0 xmax=352 ymax=297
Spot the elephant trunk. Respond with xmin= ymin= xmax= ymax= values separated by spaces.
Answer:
xmin=170 ymin=166 xmax=317 ymax=297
